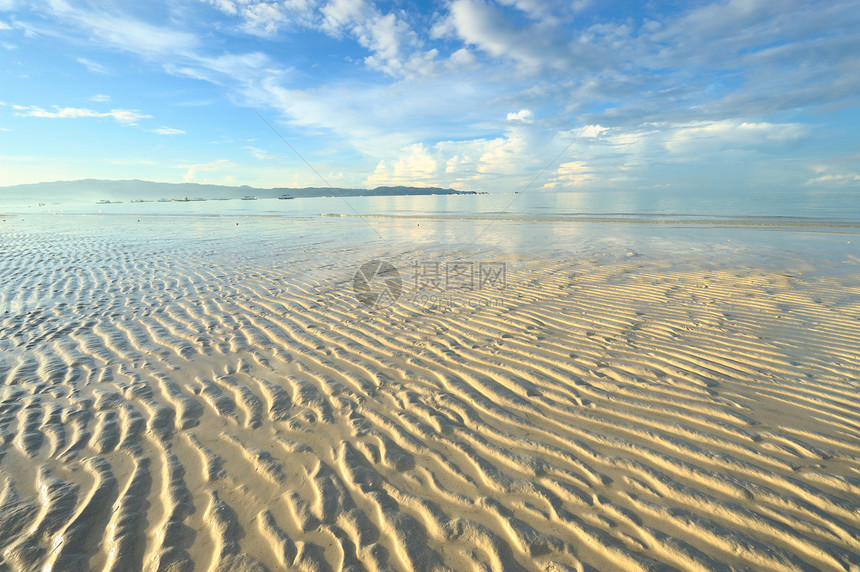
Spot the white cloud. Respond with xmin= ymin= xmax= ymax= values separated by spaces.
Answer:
xmin=358 ymin=13 xmax=429 ymax=76
xmin=194 ymin=51 xmax=273 ymax=81
xmin=91 ymin=94 xmax=111 ymax=102
xmin=178 ymin=159 xmax=234 ymax=183
xmin=12 ymin=105 xmax=151 ymax=124
xmin=543 ymin=160 xmax=592 ymax=188
xmin=0 ymin=21 xmax=11 ymax=30
xmin=805 ymin=173 xmax=860 ymax=186
xmin=449 ymin=0 xmax=530 ymax=62
xmin=76 ymin=57 xmax=108 ymax=74
xmin=246 ymin=146 xmax=276 ymax=159
xmin=475 ymin=133 xmax=529 ymax=176
xmin=233 ymin=2 xmax=294 ymax=37
xmin=507 ymin=109 xmax=533 ymax=122
xmin=205 ymin=0 xmax=315 ymax=36
xmin=44 ymin=2 xmax=198 ymax=59
xmin=365 ymin=143 xmax=439 ymax=187
xmin=431 ymin=127 xmax=539 ymax=190
xmin=804 ymin=158 xmax=860 ymax=187
xmin=205 ymin=0 xmax=238 ymax=17
xmin=445 ymin=0 xmax=583 ymax=72
xmin=152 ymin=127 xmax=185 ymax=135
xmin=247 ymin=75 xmax=497 ymax=161
xmin=446 ymin=47 xmax=476 ymax=70
xmin=321 ymin=0 xmax=371 ymax=35
xmin=319 ymin=0 xmax=437 ymax=78
xmin=579 ymin=124 xmax=607 ymax=138
xmin=664 ymin=120 xmax=807 ymax=153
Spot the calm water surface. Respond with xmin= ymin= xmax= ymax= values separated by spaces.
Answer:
xmin=2 ymin=188 xmax=858 ymax=274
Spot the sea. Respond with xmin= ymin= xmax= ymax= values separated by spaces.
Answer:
xmin=1 ymin=188 xmax=858 ymax=276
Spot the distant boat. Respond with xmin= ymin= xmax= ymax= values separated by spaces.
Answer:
xmin=278 ymin=194 xmax=294 ymax=200
xmin=157 ymin=198 xmax=171 ymax=202
xmin=241 ymin=195 xmax=258 ymax=200
xmin=96 ymin=200 xmax=121 ymax=204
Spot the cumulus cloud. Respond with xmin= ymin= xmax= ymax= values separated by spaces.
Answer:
xmin=543 ymin=160 xmax=592 ymax=188
xmin=359 ymin=13 xmax=437 ymax=76
xmin=321 ymin=0 xmax=371 ymax=35
xmin=365 ymin=143 xmax=439 ymax=187
xmin=203 ymin=0 xmax=441 ymax=77
xmin=205 ymin=0 xmax=429 ymax=78
xmin=474 ymin=134 xmax=526 ymax=175
xmin=322 ymin=0 xmax=438 ymax=77
xmin=448 ymin=0 xmax=536 ymax=64
xmin=205 ymin=0 xmax=238 ymax=17
xmin=444 ymin=0 xmax=613 ymax=74
xmin=206 ymin=0 xmax=316 ymax=37
xmin=578 ymin=124 xmax=608 ymax=138
xmin=507 ymin=109 xmax=533 ymax=122
xmin=430 ymin=123 xmax=549 ymax=190
xmin=446 ymin=47 xmax=476 ymax=70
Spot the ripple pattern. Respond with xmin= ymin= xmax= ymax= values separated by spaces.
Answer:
xmin=1 ymin=220 xmax=859 ymax=571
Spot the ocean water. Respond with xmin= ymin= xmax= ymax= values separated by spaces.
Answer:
xmin=4 ymin=187 xmax=859 ymax=222
xmin=2 ymin=188 xmax=858 ymax=274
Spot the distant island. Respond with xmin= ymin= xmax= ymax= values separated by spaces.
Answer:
xmin=0 ymin=179 xmax=476 ymax=202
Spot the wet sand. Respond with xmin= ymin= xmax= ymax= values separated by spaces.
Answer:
xmin=1 ymin=215 xmax=859 ymax=571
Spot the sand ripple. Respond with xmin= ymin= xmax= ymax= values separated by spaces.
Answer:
xmin=1 ymin=223 xmax=859 ymax=570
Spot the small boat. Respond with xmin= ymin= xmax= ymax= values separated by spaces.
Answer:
xmin=278 ymin=194 xmax=294 ymax=200
xmin=241 ymin=195 xmax=258 ymax=200
xmin=96 ymin=200 xmax=121 ymax=204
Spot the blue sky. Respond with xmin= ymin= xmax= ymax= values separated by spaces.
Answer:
xmin=1 ymin=0 xmax=859 ymax=192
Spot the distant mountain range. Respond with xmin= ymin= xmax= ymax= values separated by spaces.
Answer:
xmin=0 ymin=179 xmax=476 ymax=201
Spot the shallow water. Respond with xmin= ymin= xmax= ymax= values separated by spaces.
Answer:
xmin=4 ymin=188 xmax=859 ymax=264
xmin=5 ymin=187 xmax=860 ymax=221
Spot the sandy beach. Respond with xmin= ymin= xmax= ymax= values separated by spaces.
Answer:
xmin=1 ymin=214 xmax=859 ymax=571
